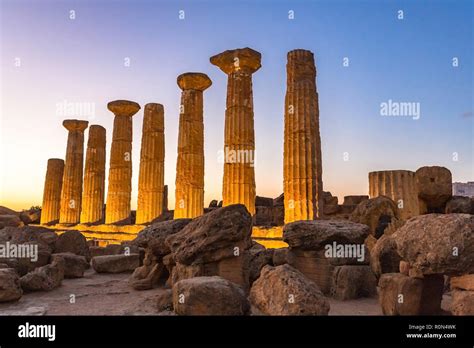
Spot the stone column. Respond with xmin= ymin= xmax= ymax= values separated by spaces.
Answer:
xmin=369 ymin=170 xmax=419 ymax=220
xmin=80 ymin=125 xmax=106 ymax=224
xmin=59 ymin=119 xmax=88 ymax=224
xmin=210 ymin=47 xmax=261 ymax=215
xmin=174 ymin=73 xmax=211 ymax=219
xmin=136 ymin=103 xmax=165 ymax=224
xmin=283 ymin=49 xmax=323 ymax=224
xmin=40 ymin=159 xmax=65 ymax=225
xmin=105 ymin=100 xmax=140 ymax=224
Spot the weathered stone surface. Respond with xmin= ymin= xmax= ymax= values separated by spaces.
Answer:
xmin=20 ymin=259 xmax=64 ymax=292
xmin=132 ymin=219 xmax=191 ymax=258
xmin=445 ymin=196 xmax=474 ymax=214
xmin=255 ymin=196 xmax=273 ymax=207
xmin=173 ymin=276 xmax=249 ymax=315
xmin=451 ymin=290 xmax=474 ymax=315
xmin=136 ymin=103 xmax=165 ymax=224
xmin=249 ymin=248 xmax=274 ymax=283
xmin=211 ymin=48 xmax=260 ymax=215
xmin=272 ymin=247 xmax=288 ymax=266
xmin=156 ymin=288 xmax=173 ymax=312
xmin=59 ymin=119 xmax=88 ymax=224
xmin=0 ymin=268 xmax=22 ymax=302
xmin=370 ymin=235 xmax=401 ymax=278
xmin=253 ymin=206 xmax=274 ymax=226
xmin=91 ymin=254 xmax=140 ymax=273
xmin=331 ymin=265 xmax=377 ymax=300
xmin=416 ymin=166 xmax=452 ymax=213
xmin=209 ymin=200 xmax=218 ymax=208
xmin=450 ymin=274 xmax=474 ymax=291
xmin=19 ymin=208 xmax=41 ymax=225
xmin=55 ymin=230 xmax=91 ymax=261
xmin=250 ymin=264 xmax=329 ymax=315
xmin=392 ymin=214 xmax=474 ymax=276
xmin=174 ymin=74 xmax=211 ymax=219
xmin=0 ymin=215 xmax=23 ymax=228
xmin=80 ymin=125 xmax=106 ymax=224
xmin=369 ymin=170 xmax=419 ymax=220
xmin=350 ymin=196 xmax=400 ymax=238
xmin=106 ymin=100 xmax=141 ymax=224
xmin=378 ymin=273 xmax=444 ymax=315
xmin=0 ymin=206 xmax=18 ymax=215
xmin=283 ymin=220 xmax=369 ymax=250
xmin=343 ymin=195 xmax=369 ymax=206
xmin=129 ymin=255 xmax=165 ymax=290
xmin=167 ymin=204 xmax=252 ymax=265
xmin=284 ymin=49 xmax=323 ymax=223
xmin=51 ymin=252 xmax=88 ymax=278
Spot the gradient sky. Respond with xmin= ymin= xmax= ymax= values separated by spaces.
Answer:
xmin=0 ymin=0 xmax=472 ymax=211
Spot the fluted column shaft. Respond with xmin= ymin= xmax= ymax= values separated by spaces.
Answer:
xmin=283 ymin=49 xmax=323 ymax=224
xmin=80 ymin=125 xmax=106 ymax=224
xmin=369 ymin=170 xmax=419 ymax=219
xmin=136 ymin=103 xmax=165 ymax=224
xmin=105 ymin=100 xmax=140 ymax=224
xmin=40 ymin=159 xmax=64 ymax=225
xmin=59 ymin=120 xmax=88 ymax=224
xmin=174 ymin=73 xmax=211 ymax=219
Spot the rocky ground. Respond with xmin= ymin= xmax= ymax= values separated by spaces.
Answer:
xmin=0 ymin=268 xmax=454 ymax=316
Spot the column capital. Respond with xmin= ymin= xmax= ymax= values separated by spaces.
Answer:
xmin=177 ymin=72 xmax=212 ymax=91
xmin=287 ymin=49 xmax=316 ymax=78
xmin=63 ymin=119 xmax=89 ymax=132
xmin=107 ymin=100 xmax=141 ymax=117
xmin=210 ymin=47 xmax=261 ymax=75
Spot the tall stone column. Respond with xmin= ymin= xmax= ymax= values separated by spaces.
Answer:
xmin=80 ymin=125 xmax=106 ymax=224
xmin=136 ymin=103 xmax=165 ymax=224
xmin=369 ymin=170 xmax=419 ymax=220
xmin=40 ymin=158 xmax=65 ymax=225
xmin=105 ymin=100 xmax=140 ymax=224
xmin=283 ymin=49 xmax=323 ymax=224
xmin=174 ymin=73 xmax=212 ymax=219
xmin=210 ymin=47 xmax=261 ymax=215
xmin=59 ymin=119 xmax=88 ymax=224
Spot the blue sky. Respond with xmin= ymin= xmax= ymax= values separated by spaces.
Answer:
xmin=0 ymin=0 xmax=472 ymax=209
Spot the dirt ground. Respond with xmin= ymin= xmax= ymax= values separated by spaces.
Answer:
xmin=0 ymin=269 xmax=452 ymax=316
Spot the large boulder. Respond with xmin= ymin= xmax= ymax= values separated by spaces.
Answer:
xmin=350 ymin=196 xmax=400 ymax=238
xmin=20 ymin=258 xmax=64 ymax=292
xmin=167 ymin=204 xmax=253 ymax=265
xmin=0 ymin=206 xmax=18 ymax=215
xmin=55 ymin=231 xmax=91 ymax=261
xmin=0 ymin=268 xmax=22 ymax=302
xmin=415 ymin=166 xmax=452 ymax=213
xmin=19 ymin=209 xmax=41 ymax=225
xmin=0 ymin=215 xmax=24 ymax=228
xmin=283 ymin=220 xmax=369 ymax=250
xmin=451 ymin=290 xmax=474 ymax=315
xmin=91 ymin=254 xmax=140 ymax=273
xmin=248 ymin=247 xmax=274 ymax=284
xmin=378 ymin=273 xmax=444 ymax=315
xmin=370 ymin=235 xmax=401 ymax=278
xmin=131 ymin=219 xmax=192 ymax=259
xmin=249 ymin=264 xmax=330 ymax=315
xmin=172 ymin=276 xmax=249 ymax=315
xmin=445 ymin=196 xmax=474 ymax=214
xmin=51 ymin=253 xmax=88 ymax=278
xmin=331 ymin=265 xmax=377 ymax=300
xmin=392 ymin=214 xmax=474 ymax=276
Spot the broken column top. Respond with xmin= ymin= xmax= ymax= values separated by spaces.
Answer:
xmin=177 ymin=72 xmax=212 ymax=91
xmin=88 ymin=125 xmax=106 ymax=146
xmin=62 ymin=119 xmax=89 ymax=131
xmin=47 ymin=158 xmax=64 ymax=165
xmin=107 ymin=100 xmax=141 ymax=117
xmin=210 ymin=47 xmax=261 ymax=74
xmin=143 ymin=103 xmax=164 ymax=131
xmin=287 ymin=49 xmax=316 ymax=78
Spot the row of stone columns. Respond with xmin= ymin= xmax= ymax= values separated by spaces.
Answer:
xmin=41 ymin=47 xmax=325 ymax=225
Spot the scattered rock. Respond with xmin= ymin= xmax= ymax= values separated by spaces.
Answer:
xmin=283 ymin=220 xmax=369 ymax=250
xmin=451 ymin=290 xmax=474 ymax=315
xmin=51 ymin=253 xmax=88 ymax=278
xmin=167 ymin=204 xmax=252 ymax=265
xmin=450 ymin=274 xmax=474 ymax=291
xmin=350 ymin=196 xmax=400 ymax=238
xmin=331 ymin=265 xmax=376 ymax=300
xmin=250 ymin=264 xmax=330 ymax=315
xmin=55 ymin=231 xmax=91 ymax=261
xmin=392 ymin=214 xmax=474 ymax=276
xmin=343 ymin=195 xmax=369 ymax=206
xmin=445 ymin=196 xmax=474 ymax=214
xmin=370 ymin=235 xmax=401 ymax=278
xmin=0 ymin=268 xmax=22 ymax=302
xmin=156 ymin=289 xmax=173 ymax=312
xmin=249 ymin=248 xmax=274 ymax=283
xmin=416 ymin=166 xmax=452 ymax=213
xmin=0 ymin=215 xmax=24 ymax=228
xmin=91 ymin=254 xmax=140 ymax=273
xmin=208 ymin=200 xmax=218 ymax=208
xmin=20 ymin=259 xmax=64 ymax=292
xmin=173 ymin=276 xmax=249 ymax=315
xmin=272 ymin=247 xmax=288 ymax=266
